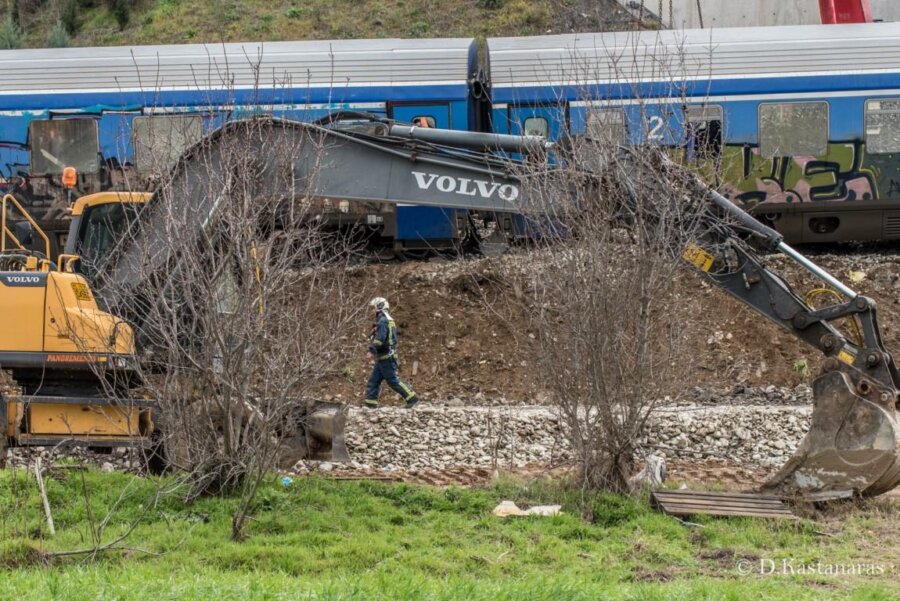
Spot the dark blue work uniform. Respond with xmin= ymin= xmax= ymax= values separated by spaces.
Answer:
xmin=364 ymin=312 xmax=417 ymax=404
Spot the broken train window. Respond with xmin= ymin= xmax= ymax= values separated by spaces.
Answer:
xmin=685 ymin=105 xmax=723 ymax=161
xmin=133 ymin=114 xmax=203 ymax=173
xmin=29 ymin=119 xmax=100 ymax=175
xmin=758 ymin=101 xmax=828 ymax=158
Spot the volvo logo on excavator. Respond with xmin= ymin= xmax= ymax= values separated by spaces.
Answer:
xmin=1 ymin=274 xmax=46 ymax=287
xmin=412 ymin=171 xmax=520 ymax=202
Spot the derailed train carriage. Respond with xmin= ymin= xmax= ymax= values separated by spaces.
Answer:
xmin=6 ymin=22 xmax=900 ymax=250
xmin=0 ymin=37 xmax=485 ymax=257
xmin=486 ymin=22 xmax=900 ymax=243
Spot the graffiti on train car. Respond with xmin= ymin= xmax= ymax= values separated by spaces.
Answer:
xmin=717 ymin=142 xmax=900 ymax=205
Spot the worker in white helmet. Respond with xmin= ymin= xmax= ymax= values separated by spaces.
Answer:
xmin=364 ymin=297 xmax=420 ymax=409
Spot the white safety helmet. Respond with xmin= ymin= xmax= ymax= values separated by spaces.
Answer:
xmin=369 ymin=297 xmax=390 ymax=311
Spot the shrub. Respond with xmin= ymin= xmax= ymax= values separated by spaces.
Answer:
xmin=0 ymin=541 xmax=44 ymax=569
xmin=47 ymin=20 xmax=71 ymax=48
xmin=62 ymin=0 xmax=79 ymax=34
xmin=591 ymin=493 xmax=646 ymax=527
xmin=105 ymin=0 xmax=130 ymax=29
xmin=407 ymin=21 xmax=429 ymax=38
xmin=0 ymin=17 xmax=23 ymax=50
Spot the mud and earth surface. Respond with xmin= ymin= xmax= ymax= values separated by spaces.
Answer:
xmin=299 ymin=245 xmax=898 ymax=490
xmin=311 ymin=246 xmax=900 ymax=405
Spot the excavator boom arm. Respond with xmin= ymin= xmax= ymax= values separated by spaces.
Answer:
xmin=90 ymin=116 xmax=900 ymax=497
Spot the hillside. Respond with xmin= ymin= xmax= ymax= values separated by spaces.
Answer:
xmin=1 ymin=0 xmax=632 ymax=49
xmin=309 ymin=248 xmax=900 ymax=405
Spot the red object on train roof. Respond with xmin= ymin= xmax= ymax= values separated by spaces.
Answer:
xmin=819 ymin=0 xmax=873 ymax=24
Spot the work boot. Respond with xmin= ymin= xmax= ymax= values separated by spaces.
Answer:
xmin=364 ymin=399 xmax=379 ymax=409
xmin=404 ymin=395 xmax=420 ymax=409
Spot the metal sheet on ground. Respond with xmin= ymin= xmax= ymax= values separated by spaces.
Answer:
xmin=651 ymin=489 xmax=798 ymax=520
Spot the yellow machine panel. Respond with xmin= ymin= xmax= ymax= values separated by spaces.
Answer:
xmin=4 ymin=400 xmax=20 ymax=438
xmin=0 ymin=275 xmax=47 ymax=352
xmin=71 ymin=191 xmax=152 ymax=216
xmin=43 ymin=271 xmax=134 ymax=355
xmin=0 ymin=271 xmax=132 ymax=357
xmin=27 ymin=402 xmax=140 ymax=436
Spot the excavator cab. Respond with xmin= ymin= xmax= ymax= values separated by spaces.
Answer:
xmin=1 ymin=193 xmax=153 ymax=465
xmin=65 ymin=192 xmax=150 ymax=278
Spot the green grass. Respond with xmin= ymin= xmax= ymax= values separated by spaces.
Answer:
xmin=0 ymin=0 xmax=629 ymax=49
xmin=1 ymin=467 xmax=898 ymax=600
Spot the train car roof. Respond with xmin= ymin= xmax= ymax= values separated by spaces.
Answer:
xmin=0 ymin=38 xmax=475 ymax=94
xmin=487 ymin=22 xmax=900 ymax=90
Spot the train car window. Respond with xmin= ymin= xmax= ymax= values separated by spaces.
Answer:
xmin=865 ymin=99 xmax=900 ymax=154
xmin=411 ymin=115 xmax=436 ymax=128
xmin=29 ymin=119 xmax=99 ymax=175
xmin=759 ymin=102 xmax=828 ymax=158
xmin=685 ymin=105 xmax=723 ymax=160
xmin=524 ymin=116 xmax=549 ymax=138
xmin=133 ymin=115 xmax=203 ymax=173
xmin=585 ymin=108 xmax=626 ymax=144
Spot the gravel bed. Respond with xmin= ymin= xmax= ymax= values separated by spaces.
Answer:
xmin=5 ymin=387 xmax=813 ymax=475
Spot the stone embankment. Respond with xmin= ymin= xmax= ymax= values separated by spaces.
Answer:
xmin=5 ymin=386 xmax=812 ymax=476
xmin=324 ymin=385 xmax=813 ymax=473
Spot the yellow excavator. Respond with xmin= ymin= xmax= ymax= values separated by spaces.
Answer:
xmin=1 ymin=192 xmax=153 ymax=461
xmin=1 ymin=186 xmax=350 ymax=468
xmin=1 ymin=116 xmax=898 ymax=499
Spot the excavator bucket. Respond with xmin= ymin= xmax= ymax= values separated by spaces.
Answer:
xmin=303 ymin=402 xmax=351 ymax=462
xmin=278 ymin=401 xmax=350 ymax=468
xmin=764 ymin=370 xmax=900 ymax=498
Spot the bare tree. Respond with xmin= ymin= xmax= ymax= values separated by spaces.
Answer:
xmin=477 ymin=34 xmax=716 ymax=492
xmin=506 ymin=134 xmax=703 ymax=492
xmin=12 ymin=49 xmax=364 ymax=548
xmin=58 ymin=112 xmax=364 ymax=540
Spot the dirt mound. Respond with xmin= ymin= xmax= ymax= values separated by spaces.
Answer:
xmin=666 ymin=458 xmax=768 ymax=490
xmin=313 ymin=256 xmax=540 ymax=403
xmin=313 ymin=248 xmax=900 ymax=405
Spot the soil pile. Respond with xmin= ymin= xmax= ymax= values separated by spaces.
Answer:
xmin=314 ymin=248 xmax=900 ymax=404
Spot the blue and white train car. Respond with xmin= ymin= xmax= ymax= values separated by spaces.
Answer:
xmin=487 ymin=23 xmax=900 ymax=243
xmin=0 ymin=38 xmax=479 ymax=254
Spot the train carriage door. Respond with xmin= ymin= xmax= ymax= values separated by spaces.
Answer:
xmin=388 ymin=103 xmax=458 ymax=248
xmin=507 ymin=104 xmax=564 ymax=143
xmin=684 ymin=105 xmax=724 ymax=183
xmin=685 ymin=105 xmax=723 ymax=160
